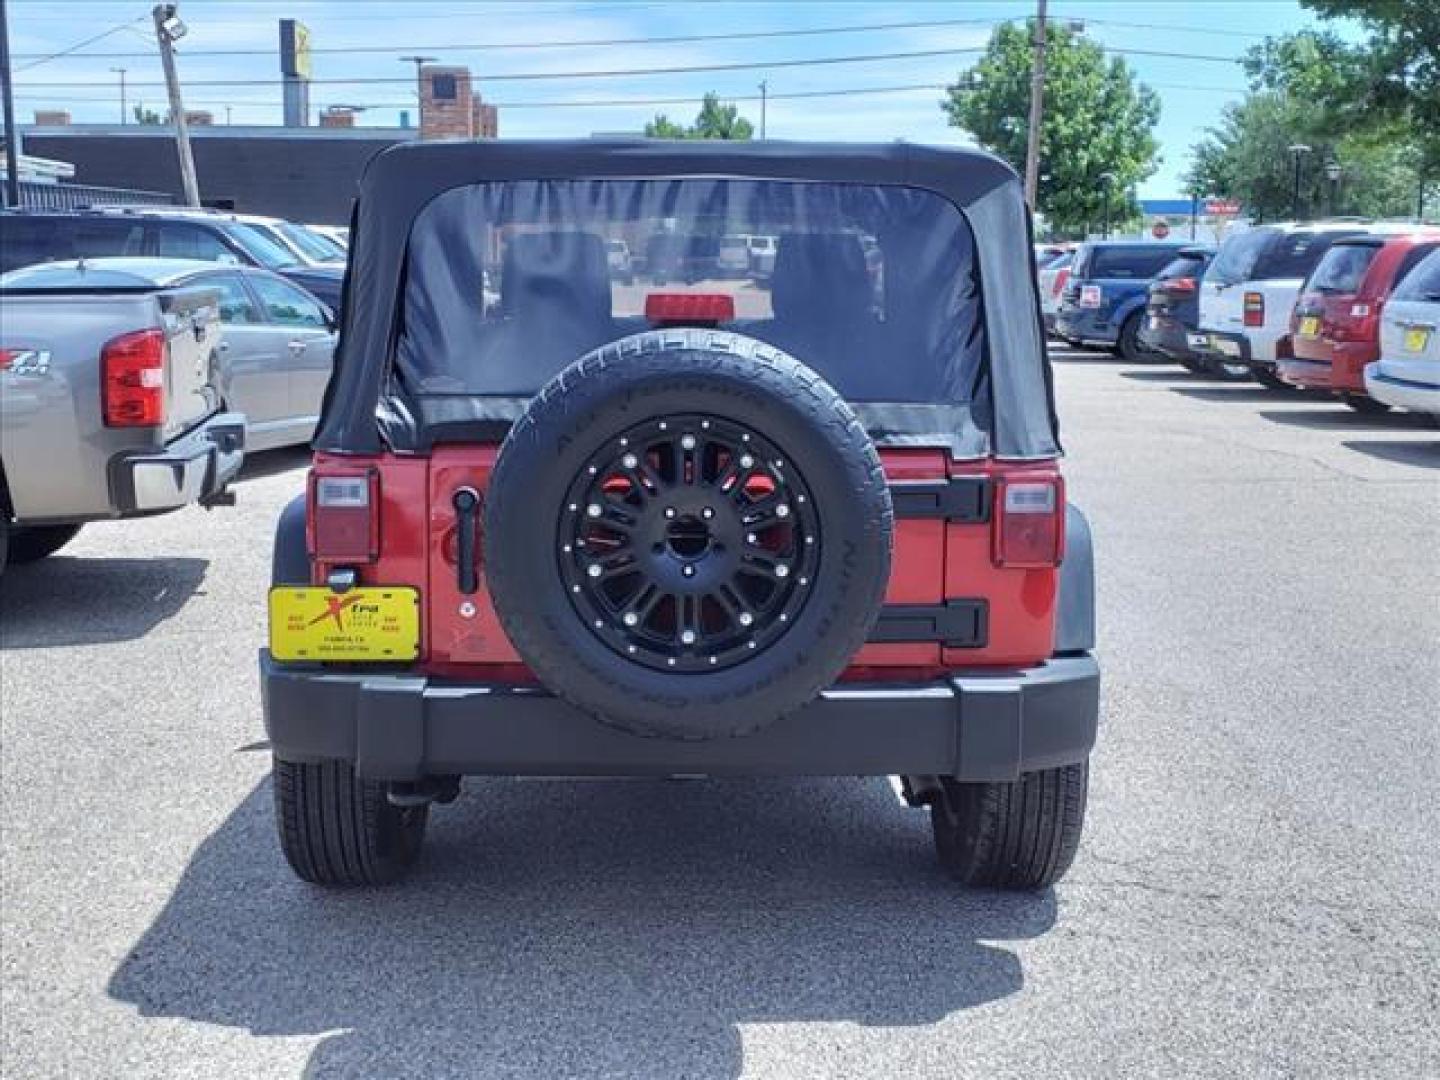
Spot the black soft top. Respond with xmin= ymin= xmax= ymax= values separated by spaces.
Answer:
xmin=316 ymin=139 xmax=1060 ymax=460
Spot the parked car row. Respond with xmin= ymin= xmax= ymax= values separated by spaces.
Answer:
xmin=1045 ymin=221 xmax=1440 ymax=423
xmin=0 ymin=207 xmax=348 ymax=574
xmin=0 ymin=206 xmax=348 ymax=309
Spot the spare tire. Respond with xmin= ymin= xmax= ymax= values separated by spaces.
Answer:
xmin=484 ymin=330 xmax=893 ymax=740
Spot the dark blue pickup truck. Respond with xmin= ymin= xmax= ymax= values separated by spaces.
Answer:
xmin=1055 ymin=241 xmax=1189 ymax=361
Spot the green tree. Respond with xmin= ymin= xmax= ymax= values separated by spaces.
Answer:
xmin=645 ymin=93 xmax=754 ymax=140
xmin=132 ymin=104 xmax=164 ymax=125
xmin=1185 ymin=90 xmax=1417 ymax=220
xmin=942 ymin=21 xmax=1160 ymax=235
xmin=1186 ymin=28 xmax=1430 ymax=220
xmin=1301 ymin=0 xmax=1440 ymax=173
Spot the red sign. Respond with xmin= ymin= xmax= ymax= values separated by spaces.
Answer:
xmin=1205 ymin=199 xmax=1241 ymax=216
xmin=1151 ymin=220 xmax=1171 ymax=239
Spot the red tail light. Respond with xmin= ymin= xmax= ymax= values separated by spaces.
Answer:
xmin=1165 ymin=276 xmax=1197 ymax=293
xmin=308 ymin=470 xmax=380 ymax=562
xmin=101 ymin=328 xmax=166 ymax=427
xmin=645 ymin=292 xmax=736 ymax=326
xmin=994 ymin=477 xmax=1065 ymax=568
xmin=1243 ymin=291 xmax=1265 ymax=328
xmin=1052 ymin=268 xmax=1070 ymax=297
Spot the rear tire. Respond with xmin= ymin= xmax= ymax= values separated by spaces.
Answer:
xmin=1342 ymin=392 xmax=1390 ymax=414
xmin=273 ymin=758 xmax=428 ymax=886
xmin=930 ymin=761 xmax=1089 ymax=890
xmin=5 ymin=523 xmax=82 ymax=565
xmin=1114 ymin=312 xmax=1151 ymax=364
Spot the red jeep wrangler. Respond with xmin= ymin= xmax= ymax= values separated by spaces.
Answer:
xmin=263 ymin=141 xmax=1099 ymax=890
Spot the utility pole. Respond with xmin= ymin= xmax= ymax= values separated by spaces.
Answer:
xmin=0 ymin=0 xmax=20 ymax=208
xmin=400 ymin=55 xmax=436 ymax=99
xmin=153 ymin=4 xmax=200 ymax=206
xmin=759 ymin=79 xmax=768 ymax=139
xmin=111 ymin=67 xmax=128 ymax=124
xmin=1023 ymin=0 xmax=1048 ymax=207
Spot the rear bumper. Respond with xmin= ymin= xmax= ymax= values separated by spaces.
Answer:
xmin=1055 ymin=310 xmax=1116 ymax=344
xmin=261 ymin=651 xmax=1100 ymax=782
xmin=108 ymin=411 xmax=246 ymax=514
xmin=1364 ymin=365 xmax=1440 ymax=415
xmin=1138 ymin=313 xmax=1196 ymax=359
xmin=1283 ymin=340 xmax=1373 ymax=391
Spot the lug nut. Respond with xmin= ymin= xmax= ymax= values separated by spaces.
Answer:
xmin=682 ymin=565 xmax=695 ymax=578
xmin=622 ymin=453 xmax=638 ymax=469
xmin=587 ymin=564 xmax=603 ymax=578
xmin=702 ymin=507 xmax=715 ymax=519
xmin=775 ymin=504 xmax=790 ymax=519
xmin=587 ymin=503 xmax=603 ymax=518
xmin=738 ymin=612 xmax=754 ymax=627
xmin=740 ymin=454 xmax=755 ymax=469
xmin=623 ymin=612 xmax=639 ymax=627
xmin=664 ymin=507 xmax=677 ymax=519
xmin=681 ymin=630 xmax=697 ymax=645
xmin=681 ymin=434 xmax=697 ymax=450
xmin=775 ymin=565 xmax=789 ymax=578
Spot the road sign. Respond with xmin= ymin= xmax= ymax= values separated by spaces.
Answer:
xmin=1152 ymin=219 xmax=1171 ymax=239
xmin=1205 ymin=199 xmax=1241 ymax=216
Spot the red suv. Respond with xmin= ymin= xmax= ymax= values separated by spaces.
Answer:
xmin=262 ymin=141 xmax=1098 ymax=890
xmin=1281 ymin=231 xmax=1440 ymax=410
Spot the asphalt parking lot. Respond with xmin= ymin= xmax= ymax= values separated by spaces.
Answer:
xmin=2 ymin=347 xmax=1437 ymax=1079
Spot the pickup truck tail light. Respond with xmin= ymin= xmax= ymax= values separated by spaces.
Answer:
xmin=101 ymin=328 xmax=166 ymax=427
xmin=1243 ymin=291 xmax=1265 ymax=328
xmin=994 ymin=477 xmax=1065 ymax=568
xmin=1164 ymin=276 xmax=1197 ymax=294
xmin=1051 ymin=267 xmax=1070 ymax=297
xmin=308 ymin=470 xmax=380 ymax=562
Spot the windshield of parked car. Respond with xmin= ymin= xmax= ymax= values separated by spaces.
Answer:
xmin=398 ymin=178 xmax=986 ymax=406
xmin=1207 ymin=227 xmax=1277 ymax=286
xmin=1391 ymin=248 xmax=1440 ymax=301
xmin=276 ymin=220 xmax=345 ymax=264
xmin=1306 ymin=243 xmax=1379 ymax=294
xmin=222 ymin=221 xmax=300 ymax=270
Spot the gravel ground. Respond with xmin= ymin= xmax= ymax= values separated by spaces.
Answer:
xmin=2 ymin=349 xmax=1437 ymax=1079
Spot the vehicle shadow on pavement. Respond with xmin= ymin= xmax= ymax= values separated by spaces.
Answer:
xmin=1342 ymin=439 xmax=1440 ymax=469
xmin=108 ymin=776 xmax=1055 ymax=1079
xmin=0 ymin=556 xmax=208 ymax=649
xmin=1169 ymin=386 xmax=1288 ymax=404
xmin=1258 ymin=408 xmax=1437 ymax=432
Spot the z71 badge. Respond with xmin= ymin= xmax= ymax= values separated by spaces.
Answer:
xmin=0 ymin=349 xmax=52 ymax=376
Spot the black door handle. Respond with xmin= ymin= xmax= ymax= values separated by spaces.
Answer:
xmin=453 ymin=487 xmax=480 ymax=594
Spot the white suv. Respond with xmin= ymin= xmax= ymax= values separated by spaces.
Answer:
xmin=1195 ymin=221 xmax=1367 ymax=386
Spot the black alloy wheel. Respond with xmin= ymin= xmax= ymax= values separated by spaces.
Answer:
xmin=559 ymin=414 xmax=820 ymax=673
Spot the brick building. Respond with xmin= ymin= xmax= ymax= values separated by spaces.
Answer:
xmin=419 ymin=65 xmax=499 ymax=140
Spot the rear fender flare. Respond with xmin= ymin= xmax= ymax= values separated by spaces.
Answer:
xmin=1056 ymin=503 xmax=1096 ymax=654
xmin=272 ymin=493 xmax=310 ymax=587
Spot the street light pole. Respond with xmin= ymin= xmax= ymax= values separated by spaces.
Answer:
xmin=153 ymin=3 xmax=200 ymax=207
xmin=111 ymin=67 xmax=128 ymax=125
xmin=1288 ymin=143 xmax=1311 ymax=221
xmin=1099 ymin=171 xmax=1116 ymax=239
xmin=1325 ymin=160 xmax=1341 ymax=218
xmin=0 ymin=0 xmax=20 ymax=208
xmin=1023 ymin=0 xmax=1048 ymax=207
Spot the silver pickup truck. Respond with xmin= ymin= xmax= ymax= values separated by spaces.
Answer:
xmin=0 ymin=266 xmax=245 ymax=575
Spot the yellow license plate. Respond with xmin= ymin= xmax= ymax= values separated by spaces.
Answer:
xmin=1405 ymin=327 xmax=1430 ymax=352
xmin=1299 ymin=316 xmax=1320 ymax=337
xmin=268 ymin=586 xmax=420 ymax=662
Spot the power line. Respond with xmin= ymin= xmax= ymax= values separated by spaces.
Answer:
xmin=9 ymin=79 xmax=1248 ymax=112
xmin=13 ymin=41 xmax=1246 ymax=92
xmin=9 ymin=15 xmax=1005 ymax=62
xmin=13 ymin=16 xmax=147 ymax=73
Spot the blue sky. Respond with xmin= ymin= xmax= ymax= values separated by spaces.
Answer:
xmin=7 ymin=0 xmax=1348 ymax=196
